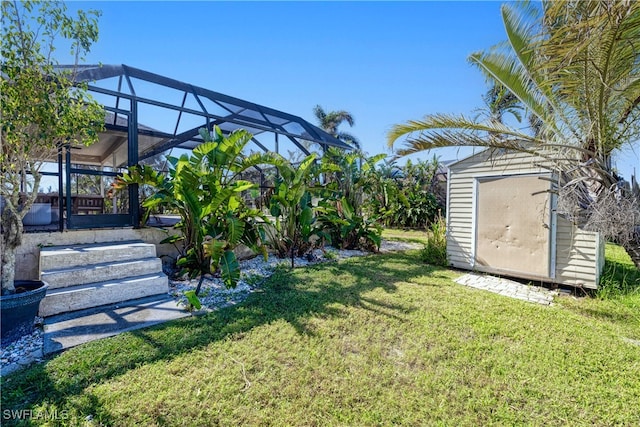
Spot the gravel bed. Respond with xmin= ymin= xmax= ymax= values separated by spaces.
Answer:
xmin=169 ymin=247 xmax=350 ymax=310
xmin=1 ymin=240 xmax=419 ymax=375
xmin=379 ymin=240 xmax=422 ymax=252
xmin=1 ymin=317 xmax=45 ymax=376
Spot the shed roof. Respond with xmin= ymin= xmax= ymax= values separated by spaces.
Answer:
xmin=445 ymin=148 xmax=492 ymax=169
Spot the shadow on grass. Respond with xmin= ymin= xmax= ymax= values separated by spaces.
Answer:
xmin=576 ymin=305 xmax=640 ymax=325
xmin=1 ymin=251 xmax=444 ymax=423
xmin=566 ymin=255 xmax=640 ymax=326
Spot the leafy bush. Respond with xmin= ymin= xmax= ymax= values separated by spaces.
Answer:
xmin=420 ymin=214 xmax=447 ymax=266
xmin=264 ymin=154 xmax=330 ymax=259
xmin=317 ymin=196 xmax=382 ymax=251
xmin=319 ymin=148 xmax=384 ymax=251
xmin=364 ymin=157 xmax=445 ymax=229
xmin=113 ymin=127 xmax=272 ymax=297
xmin=391 ymin=190 xmax=439 ymax=229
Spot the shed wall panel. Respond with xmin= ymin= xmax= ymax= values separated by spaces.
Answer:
xmin=554 ymin=217 xmax=600 ymax=289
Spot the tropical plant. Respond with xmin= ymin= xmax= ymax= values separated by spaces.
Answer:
xmin=265 ymin=154 xmax=330 ymax=260
xmin=316 ymin=196 xmax=382 ymax=252
xmin=318 ymin=147 xmax=385 ymax=250
xmin=313 ymin=105 xmax=360 ymax=149
xmin=1 ymin=0 xmax=103 ymax=294
xmin=322 ymin=147 xmax=385 ymax=211
xmin=419 ymin=213 xmax=447 ymax=266
xmin=113 ymin=127 xmax=273 ymax=301
xmin=389 ymin=189 xmax=439 ymax=229
xmin=474 ymin=82 xmax=524 ymax=126
xmin=388 ymin=0 xmax=640 ymax=267
xmin=363 ymin=157 xmax=443 ymax=229
xmin=361 ymin=159 xmax=402 ymax=226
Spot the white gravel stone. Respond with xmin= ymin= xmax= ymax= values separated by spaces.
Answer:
xmin=379 ymin=240 xmax=422 ymax=252
xmin=0 ymin=318 xmax=44 ymax=376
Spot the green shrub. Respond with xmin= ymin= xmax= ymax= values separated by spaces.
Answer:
xmin=420 ymin=215 xmax=447 ymax=266
xmin=319 ymin=148 xmax=385 ymax=252
xmin=113 ymin=127 xmax=273 ymax=298
xmin=264 ymin=154 xmax=331 ymax=258
xmin=363 ymin=157 xmax=445 ymax=229
xmin=317 ymin=196 xmax=382 ymax=252
xmin=391 ymin=190 xmax=439 ymax=229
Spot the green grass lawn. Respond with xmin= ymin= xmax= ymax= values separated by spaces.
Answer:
xmin=381 ymin=228 xmax=430 ymax=244
xmin=598 ymin=243 xmax=640 ymax=305
xmin=2 ymin=250 xmax=640 ymax=426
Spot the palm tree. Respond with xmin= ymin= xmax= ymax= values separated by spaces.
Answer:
xmin=313 ymin=105 xmax=361 ymax=149
xmin=474 ymin=81 xmax=525 ymax=144
xmin=387 ymin=1 xmax=640 ymax=267
xmin=474 ymin=82 xmax=524 ymax=126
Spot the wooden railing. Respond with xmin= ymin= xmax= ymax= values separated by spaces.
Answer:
xmin=26 ymin=193 xmax=104 ymax=215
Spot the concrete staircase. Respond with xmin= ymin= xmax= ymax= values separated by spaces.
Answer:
xmin=38 ymin=241 xmax=169 ymax=317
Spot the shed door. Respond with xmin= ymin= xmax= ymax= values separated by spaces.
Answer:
xmin=475 ymin=175 xmax=551 ymax=277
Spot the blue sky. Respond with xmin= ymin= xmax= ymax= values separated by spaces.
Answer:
xmin=66 ymin=0 xmax=638 ymax=178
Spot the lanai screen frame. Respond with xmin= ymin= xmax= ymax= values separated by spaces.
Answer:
xmin=63 ymin=64 xmax=352 ymax=160
xmin=53 ymin=64 xmax=352 ymax=229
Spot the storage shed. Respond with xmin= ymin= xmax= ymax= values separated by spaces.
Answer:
xmin=446 ymin=149 xmax=604 ymax=289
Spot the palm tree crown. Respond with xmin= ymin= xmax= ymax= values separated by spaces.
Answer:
xmin=313 ymin=104 xmax=360 ymax=149
xmin=387 ymin=0 xmax=640 ymax=267
xmin=475 ymin=82 xmax=524 ymax=126
xmin=388 ymin=1 xmax=640 ymax=174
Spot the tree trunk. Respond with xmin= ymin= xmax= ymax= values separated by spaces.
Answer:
xmin=1 ymin=207 xmax=23 ymax=295
xmin=621 ymin=236 xmax=640 ymax=270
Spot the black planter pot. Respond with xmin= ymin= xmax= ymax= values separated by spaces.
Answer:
xmin=1 ymin=280 xmax=48 ymax=347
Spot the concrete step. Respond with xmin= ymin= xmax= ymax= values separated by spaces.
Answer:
xmin=39 ymin=273 xmax=169 ymax=317
xmin=40 ymin=241 xmax=157 ymax=271
xmin=43 ymin=294 xmax=190 ymax=355
xmin=42 ymin=257 xmax=163 ymax=290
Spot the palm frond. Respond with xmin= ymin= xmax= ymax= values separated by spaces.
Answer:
xmin=326 ymin=110 xmax=355 ymax=127
xmin=336 ymin=131 xmax=360 ymax=149
xmin=387 ymin=113 xmax=545 ymax=149
xmin=312 ymin=105 xmax=326 ymax=123
xmin=469 ymin=50 xmax=557 ymax=134
xmin=313 ymin=105 xmax=357 ymax=141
